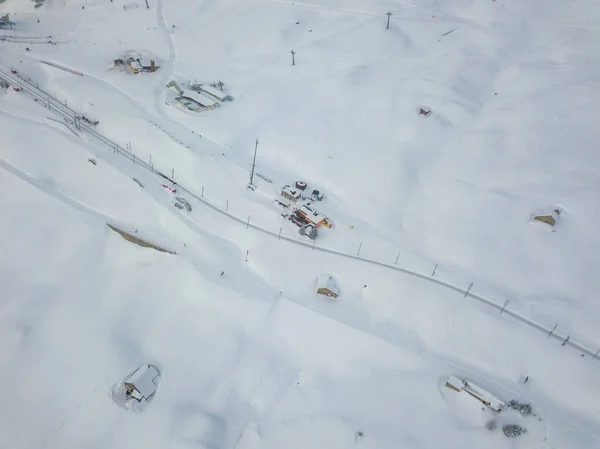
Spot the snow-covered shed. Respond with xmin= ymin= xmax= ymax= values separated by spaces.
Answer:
xmin=418 ymin=106 xmax=432 ymax=116
xmin=533 ymin=208 xmax=560 ymax=227
xmin=317 ymin=276 xmax=340 ymax=298
xmin=139 ymin=58 xmax=157 ymax=72
xmin=444 ymin=376 xmax=504 ymax=413
xmin=124 ymin=365 xmax=160 ymax=402
xmin=127 ymin=59 xmax=142 ymax=74
xmin=462 ymin=380 xmax=505 ymax=413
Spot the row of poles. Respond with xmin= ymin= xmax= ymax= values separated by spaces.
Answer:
xmin=12 ymin=67 xmax=600 ymax=364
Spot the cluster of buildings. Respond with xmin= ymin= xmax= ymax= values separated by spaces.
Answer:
xmin=114 ymin=56 xmax=159 ymax=74
xmin=167 ymin=79 xmax=233 ymax=112
xmin=276 ymin=181 xmax=331 ymax=240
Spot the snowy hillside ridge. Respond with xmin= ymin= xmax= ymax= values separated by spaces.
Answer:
xmin=2 ymin=0 xmax=600 ymax=448
xmin=1 ymin=64 xmax=597 ymax=363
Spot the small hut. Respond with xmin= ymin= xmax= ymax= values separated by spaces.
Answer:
xmin=418 ymin=106 xmax=432 ymax=117
xmin=445 ymin=376 xmax=463 ymax=393
xmin=533 ymin=208 xmax=561 ymax=228
xmin=124 ymin=365 xmax=160 ymax=402
xmin=317 ymin=276 xmax=340 ymax=299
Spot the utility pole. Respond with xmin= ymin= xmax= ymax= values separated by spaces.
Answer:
xmin=291 ymin=50 xmax=296 ymax=66
xmin=249 ymin=138 xmax=258 ymax=186
xmin=386 ymin=12 xmax=393 ymax=30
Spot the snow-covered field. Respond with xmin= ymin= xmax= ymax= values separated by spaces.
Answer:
xmin=1 ymin=0 xmax=600 ymax=448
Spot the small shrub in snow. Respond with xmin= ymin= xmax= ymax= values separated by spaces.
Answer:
xmin=485 ymin=419 xmax=497 ymax=431
xmin=502 ymin=424 xmax=527 ymax=438
xmin=507 ymin=400 xmax=533 ymax=415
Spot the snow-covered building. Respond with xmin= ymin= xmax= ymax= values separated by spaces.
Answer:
xmin=127 ymin=59 xmax=142 ymax=74
xmin=317 ymin=276 xmax=340 ymax=298
xmin=418 ymin=106 xmax=432 ymax=116
xmin=199 ymin=84 xmax=233 ymax=102
xmin=281 ymin=185 xmax=301 ymax=202
xmin=445 ymin=375 xmax=463 ymax=392
xmin=124 ymin=365 xmax=160 ymax=402
xmin=297 ymin=204 xmax=331 ymax=228
xmin=175 ymin=90 xmax=219 ymax=111
xmin=533 ymin=208 xmax=560 ymax=227
xmin=445 ymin=376 xmax=505 ymax=413
xmin=139 ymin=58 xmax=157 ymax=72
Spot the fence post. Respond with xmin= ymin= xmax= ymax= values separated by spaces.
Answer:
xmin=562 ymin=335 xmax=570 ymax=346
xmin=500 ymin=300 xmax=508 ymax=313
xmin=246 ymin=215 xmax=250 ymax=229
xmin=548 ymin=324 xmax=558 ymax=338
xmin=201 ymin=186 xmax=204 ymax=197
xmin=226 ymin=199 xmax=229 ymax=211
xmin=149 ymin=154 xmax=152 ymax=167
xmin=431 ymin=264 xmax=438 ymax=276
xmin=464 ymin=282 xmax=473 ymax=298
xmin=357 ymin=242 xmax=363 ymax=256
xmin=133 ymin=154 xmax=136 ymax=164
xmin=278 ymin=227 xmax=282 ymax=240
xmin=312 ymin=237 xmax=317 ymax=251
xmin=245 ymin=250 xmax=249 ymax=262
xmin=172 ymin=168 xmax=174 ymax=179
xmin=395 ymin=252 xmax=401 ymax=265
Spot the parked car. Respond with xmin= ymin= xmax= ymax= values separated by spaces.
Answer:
xmin=174 ymin=196 xmax=192 ymax=211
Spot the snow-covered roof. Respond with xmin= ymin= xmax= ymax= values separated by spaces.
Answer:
xmin=125 ymin=365 xmax=160 ymax=399
xmin=179 ymin=90 xmax=218 ymax=107
xmin=129 ymin=60 xmax=142 ymax=70
xmin=462 ymin=379 xmax=504 ymax=412
xmin=139 ymin=58 xmax=153 ymax=67
xmin=282 ymin=185 xmax=301 ymax=199
xmin=200 ymin=84 xmax=229 ymax=100
xmin=446 ymin=376 xmax=464 ymax=391
xmin=317 ymin=276 xmax=340 ymax=296
xmin=298 ymin=205 xmax=328 ymax=225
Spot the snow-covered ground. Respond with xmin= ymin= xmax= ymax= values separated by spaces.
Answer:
xmin=1 ymin=0 xmax=600 ymax=448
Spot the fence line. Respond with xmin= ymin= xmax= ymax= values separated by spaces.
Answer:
xmin=1 ymin=65 xmax=598 ymax=362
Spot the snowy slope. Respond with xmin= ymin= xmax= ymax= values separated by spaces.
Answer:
xmin=1 ymin=0 xmax=600 ymax=448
